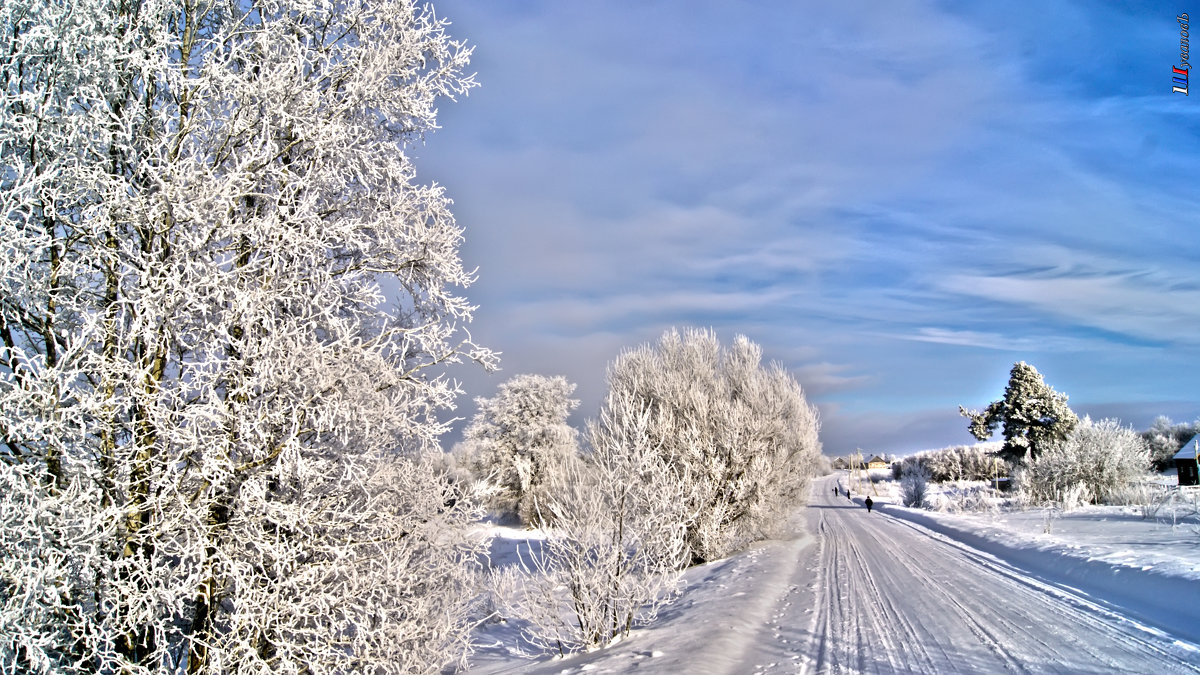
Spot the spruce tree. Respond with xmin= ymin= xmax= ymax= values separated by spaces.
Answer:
xmin=959 ymin=362 xmax=1078 ymax=464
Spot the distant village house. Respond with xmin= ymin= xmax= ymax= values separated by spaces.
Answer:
xmin=1176 ymin=437 xmax=1199 ymax=487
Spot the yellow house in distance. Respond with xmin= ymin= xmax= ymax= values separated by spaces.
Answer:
xmin=866 ymin=455 xmax=889 ymax=470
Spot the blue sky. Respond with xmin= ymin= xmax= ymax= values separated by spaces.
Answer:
xmin=417 ymin=0 xmax=1200 ymax=456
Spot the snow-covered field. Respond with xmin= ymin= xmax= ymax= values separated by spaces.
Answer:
xmin=463 ymin=473 xmax=1200 ymax=673
xmin=854 ymin=469 xmax=1200 ymax=582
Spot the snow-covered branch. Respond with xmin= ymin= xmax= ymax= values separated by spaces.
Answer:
xmin=494 ymin=390 xmax=689 ymax=654
xmin=1 ymin=1 xmax=492 ymax=671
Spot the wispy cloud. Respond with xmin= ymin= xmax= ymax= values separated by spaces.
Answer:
xmin=791 ymin=362 xmax=873 ymax=396
xmin=891 ymin=328 xmax=1101 ymax=352
xmin=423 ymin=0 xmax=1200 ymax=454
xmin=938 ymin=268 xmax=1200 ymax=345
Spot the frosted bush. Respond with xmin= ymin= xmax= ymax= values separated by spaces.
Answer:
xmin=604 ymin=328 xmax=822 ymax=564
xmin=1107 ymin=481 xmax=1168 ymax=510
xmin=815 ymin=454 xmax=835 ymax=476
xmin=900 ymin=444 xmax=1009 ymax=483
xmin=1023 ymin=417 xmax=1151 ymax=507
xmin=900 ymin=465 xmax=930 ymax=508
xmin=1059 ymin=482 xmax=1092 ymax=512
xmin=463 ymin=375 xmax=580 ymax=525
xmin=1141 ymin=416 xmax=1200 ymax=472
xmin=930 ymin=485 xmax=995 ymax=514
xmin=495 ymin=391 xmax=689 ymax=655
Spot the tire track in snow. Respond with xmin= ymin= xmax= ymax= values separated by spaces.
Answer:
xmin=815 ymin=498 xmax=1022 ymax=674
xmin=849 ymin=527 xmax=946 ymax=673
xmin=880 ymin=511 xmax=1200 ymax=671
xmin=855 ymin=515 xmax=1034 ymax=673
xmin=778 ymin=476 xmax=1200 ymax=674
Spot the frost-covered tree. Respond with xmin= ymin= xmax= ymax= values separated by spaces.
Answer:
xmin=814 ymin=454 xmax=834 ymax=476
xmin=0 ymin=1 xmax=495 ymax=672
xmin=1141 ymin=416 xmax=1200 ymax=472
xmin=900 ymin=464 xmax=931 ymax=508
xmin=959 ymin=362 xmax=1078 ymax=465
xmin=605 ymin=328 xmax=822 ymax=564
xmin=1022 ymin=417 xmax=1151 ymax=507
xmin=494 ymin=389 xmax=689 ymax=655
xmin=463 ymin=374 xmax=580 ymax=525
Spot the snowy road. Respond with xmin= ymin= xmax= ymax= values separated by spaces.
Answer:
xmin=746 ymin=475 xmax=1200 ymax=674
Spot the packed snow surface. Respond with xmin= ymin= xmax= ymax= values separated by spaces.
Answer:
xmin=468 ymin=474 xmax=1200 ymax=673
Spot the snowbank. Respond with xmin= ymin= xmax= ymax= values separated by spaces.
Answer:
xmin=466 ymin=519 xmax=818 ymax=674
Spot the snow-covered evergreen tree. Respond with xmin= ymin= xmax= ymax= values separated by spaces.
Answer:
xmin=959 ymin=361 xmax=1078 ymax=465
xmin=463 ymin=374 xmax=580 ymax=525
xmin=0 ymin=1 xmax=495 ymax=671
xmin=604 ymin=328 xmax=822 ymax=564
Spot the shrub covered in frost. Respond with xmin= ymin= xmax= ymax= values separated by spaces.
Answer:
xmin=603 ymin=328 xmax=822 ymax=564
xmin=494 ymin=390 xmax=689 ymax=654
xmin=1140 ymin=416 xmax=1200 ymax=472
xmin=900 ymin=464 xmax=931 ymax=508
xmin=1021 ymin=417 xmax=1151 ymax=507
xmin=893 ymin=444 xmax=1010 ymax=485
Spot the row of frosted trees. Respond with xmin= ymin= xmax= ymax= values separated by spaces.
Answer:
xmin=459 ymin=329 xmax=823 ymax=654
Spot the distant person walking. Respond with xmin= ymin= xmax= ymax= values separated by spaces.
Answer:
xmin=847 ymin=489 xmax=851 ymax=501
xmin=833 ymin=486 xmax=838 ymax=496
xmin=865 ymin=496 xmax=874 ymax=513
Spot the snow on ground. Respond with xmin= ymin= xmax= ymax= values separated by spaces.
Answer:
xmin=462 ymin=473 xmax=1200 ymax=673
xmin=846 ymin=470 xmax=1200 ymax=582
xmin=465 ymin=512 xmax=818 ymax=674
xmin=839 ymin=470 xmax=1200 ymax=646
xmin=801 ymin=476 xmax=1200 ymax=672
xmin=844 ymin=468 xmax=1200 ymax=578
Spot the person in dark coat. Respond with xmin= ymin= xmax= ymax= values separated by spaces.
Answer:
xmin=865 ymin=496 xmax=874 ymax=513
xmin=847 ymin=489 xmax=851 ymax=501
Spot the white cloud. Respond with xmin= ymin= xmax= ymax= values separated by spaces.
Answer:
xmin=494 ymin=287 xmax=801 ymax=336
xmin=790 ymin=362 xmax=873 ymax=396
xmin=893 ymin=327 xmax=1099 ymax=352
xmin=422 ymin=0 xmax=1200 ymax=454
xmin=938 ymin=269 xmax=1200 ymax=344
